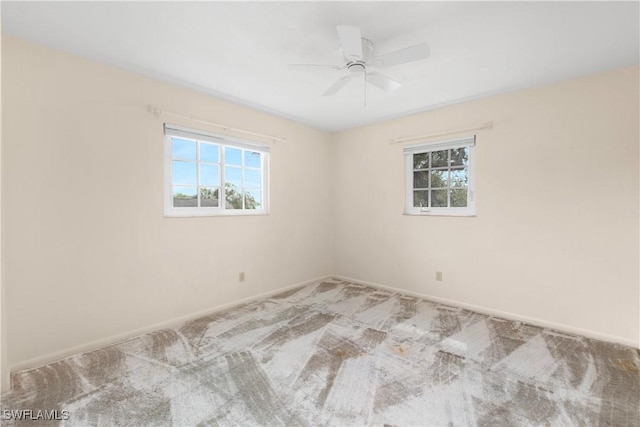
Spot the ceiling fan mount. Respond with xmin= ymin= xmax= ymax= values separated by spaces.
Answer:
xmin=288 ymin=25 xmax=430 ymax=97
xmin=342 ymin=38 xmax=374 ymax=64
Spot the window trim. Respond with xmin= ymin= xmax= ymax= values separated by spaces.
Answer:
xmin=404 ymin=135 xmax=476 ymax=216
xmin=164 ymin=124 xmax=270 ymax=217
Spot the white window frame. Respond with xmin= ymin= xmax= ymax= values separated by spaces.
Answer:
xmin=404 ymin=135 xmax=476 ymax=216
xmin=164 ymin=124 xmax=270 ymax=217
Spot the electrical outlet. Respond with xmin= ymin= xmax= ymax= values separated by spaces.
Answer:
xmin=436 ymin=271 xmax=443 ymax=282
xmin=239 ymin=272 xmax=245 ymax=282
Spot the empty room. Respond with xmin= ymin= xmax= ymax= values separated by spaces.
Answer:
xmin=0 ymin=1 xmax=639 ymax=426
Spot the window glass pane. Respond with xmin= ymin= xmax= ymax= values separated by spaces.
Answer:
xmin=166 ymin=126 xmax=269 ymax=216
xmin=199 ymin=187 xmax=219 ymax=207
xmin=413 ymin=153 xmax=429 ymax=170
xmin=431 ymin=189 xmax=448 ymax=207
xmin=450 ymin=168 xmax=468 ymax=188
xmin=172 ymin=138 xmax=196 ymax=160
xmin=405 ymin=140 xmax=474 ymax=215
xmin=225 ymin=184 xmax=243 ymax=209
xmin=450 ymin=148 xmax=468 ymax=166
xmin=413 ymin=171 xmax=429 ymax=189
xmin=450 ymin=188 xmax=468 ymax=207
xmin=200 ymin=143 xmax=219 ymax=163
xmin=244 ymin=190 xmax=262 ymax=209
xmin=173 ymin=187 xmax=197 ymax=207
xmin=172 ymin=161 xmax=197 ymax=185
xmin=431 ymin=150 xmax=448 ymax=168
xmin=200 ymin=164 xmax=220 ymax=187
xmin=244 ymin=169 xmax=261 ymax=188
xmin=225 ymin=147 xmax=242 ymax=165
xmin=225 ymin=166 xmax=242 ymax=188
xmin=430 ymin=170 xmax=448 ymax=188
xmin=413 ymin=190 xmax=428 ymax=208
xmin=244 ymin=151 xmax=261 ymax=168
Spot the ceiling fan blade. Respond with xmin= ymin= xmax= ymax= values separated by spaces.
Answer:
xmin=374 ymin=43 xmax=430 ymax=67
xmin=366 ymin=71 xmax=402 ymax=92
xmin=336 ymin=25 xmax=363 ymax=60
xmin=323 ymin=75 xmax=352 ymax=96
xmin=287 ymin=64 xmax=344 ymax=71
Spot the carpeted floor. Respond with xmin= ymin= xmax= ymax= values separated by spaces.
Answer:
xmin=1 ymin=278 xmax=639 ymax=426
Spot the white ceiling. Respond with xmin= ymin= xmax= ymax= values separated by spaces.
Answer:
xmin=2 ymin=1 xmax=639 ymax=132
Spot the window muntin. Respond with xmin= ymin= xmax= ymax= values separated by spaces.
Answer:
xmin=164 ymin=125 xmax=269 ymax=217
xmin=405 ymin=136 xmax=475 ymax=216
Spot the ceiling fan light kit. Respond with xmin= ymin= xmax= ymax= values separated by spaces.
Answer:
xmin=289 ymin=24 xmax=430 ymax=99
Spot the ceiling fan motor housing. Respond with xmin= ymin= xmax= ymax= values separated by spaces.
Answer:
xmin=348 ymin=63 xmax=366 ymax=75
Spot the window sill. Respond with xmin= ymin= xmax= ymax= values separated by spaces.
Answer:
xmin=164 ymin=209 xmax=270 ymax=218
xmin=404 ymin=210 xmax=476 ymax=217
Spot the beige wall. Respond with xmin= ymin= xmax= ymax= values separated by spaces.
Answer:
xmin=2 ymin=37 xmax=333 ymax=370
xmin=2 ymin=36 xmax=638 ymax=377
xmin=333 ymin=65 xmax=639 ymax=346
xmin=0 ymin=14 xmax=7 ymax=391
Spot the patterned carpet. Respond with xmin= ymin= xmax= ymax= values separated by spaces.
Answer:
xmin=1 ymin=278 xmax=639 ymax=426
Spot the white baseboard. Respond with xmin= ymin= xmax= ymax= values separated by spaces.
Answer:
xmin=333 ymin=275 xmax=639 ymax=349
xmin=10 ymin=275 xmax=331 ymax=375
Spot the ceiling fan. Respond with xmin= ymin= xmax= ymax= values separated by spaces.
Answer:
xmin=289 ymin=25 xmax=430 ymax=97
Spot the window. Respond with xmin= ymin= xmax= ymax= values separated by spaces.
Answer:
xmin=164 ymin=124 xmax=269 ymax=216
xmin=404 ymin=136 xmax=475 ymax=216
